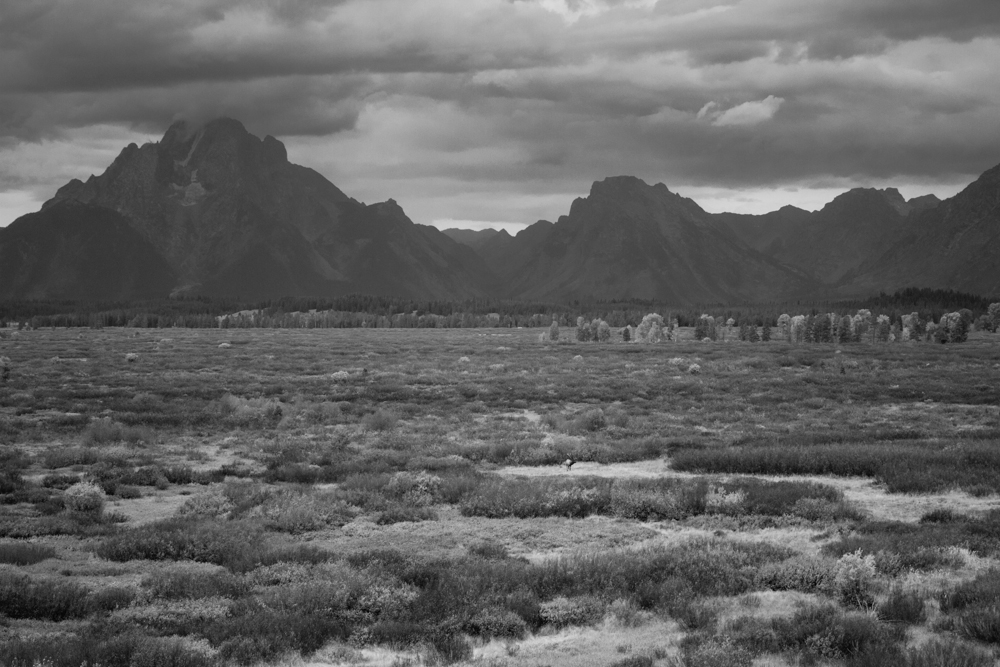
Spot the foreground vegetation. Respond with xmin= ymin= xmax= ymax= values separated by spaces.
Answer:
xmin=1 ymin=326 xmax=999 ymax=666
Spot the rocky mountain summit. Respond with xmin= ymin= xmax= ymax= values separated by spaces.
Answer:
xmin=17 ymin=118 xmax=490 ymax=300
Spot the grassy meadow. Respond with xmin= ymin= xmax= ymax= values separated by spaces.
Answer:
xmin=1 ymin=325 xmax=1000 ymax=666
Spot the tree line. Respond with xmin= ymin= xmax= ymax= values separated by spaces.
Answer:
xmin=0 ymin=289 xmax=997 ymax=331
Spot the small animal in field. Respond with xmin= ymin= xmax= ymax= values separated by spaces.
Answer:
xmin=562 ymin=458 xmax=575 ymax=470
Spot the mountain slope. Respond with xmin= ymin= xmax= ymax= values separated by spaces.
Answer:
xmin=482 ymin=176 xmax=815 ymax=304
xmin=718 ymin=188 xmax=937 ymax=285
xmin=0 ymin=202 xmax=176 ymax=300
xmin=847 ymin=165 xmax=1000 ymax=296
xmin=38 ymin=118 xmax=493 ymax=300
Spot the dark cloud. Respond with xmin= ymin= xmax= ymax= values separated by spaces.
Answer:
xmin=1 ymin=0 xmax=999 ymax=225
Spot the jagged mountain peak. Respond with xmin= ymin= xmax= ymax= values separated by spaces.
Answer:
xmin=9 ymin=117 xmax=495 ymax=301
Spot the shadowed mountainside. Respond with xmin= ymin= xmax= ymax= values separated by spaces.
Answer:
xmin=475 ymin=176 xmax=816 ymax=305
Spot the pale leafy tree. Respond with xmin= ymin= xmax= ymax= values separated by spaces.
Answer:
xmin=853 ymin=309 xmax=873 ymax=342
xmin=596 ymin=320 xmax=611 ymax=342
xmin=635 ymin=313 xmax=665 ymax=343
xmin=988 ymin=303 xmax=1000 ymax=332
xmin=940 ymin=312 xmax=968 ymax=343
xmin=875 ymin=314 xmax=891 ymax=343
xmin=789 ymin=315 xmax=807 ymax=343
xmin=900 ymin=313 xmax=916 ymax=341
xmin=549 ymin=318 xmax=560 ymax=342
xmin=576 ymin=316 xmax=591 ymax=342
xmin=925 ymin=321 xmax=940 ymax=342
xmin=705 ymin=315 xmax=717 ymax=341
xmin=777 ymin=314 xmax=791 ymax=341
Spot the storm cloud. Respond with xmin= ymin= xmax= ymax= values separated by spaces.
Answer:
xmin=1 ymin=0 xmax=999 ymax=225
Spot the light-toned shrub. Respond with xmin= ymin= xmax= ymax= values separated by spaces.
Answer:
xmin=178 ymin=489 xmax=235 ymax=519
xmin=756 ymin=555 xmax=837 ymax=593
xmin=125 ymin=352 xmax=139 ymax=362
xmin=385 ymin=470 xmax=442 ymax=506
xmin=64 ymin=480 xmax=106 ymax=515
xmin=834 ymin=550 xmax=878 ymax=609
xmin=540 ymin=595 xmax=604 ymax=628
xmin=357 ymin=582 xmax=420 ymax=618
xmin=252 ymin=489 xmax=356 ymax=533
xmin=218 ymin=394 xmax=282 ymax=425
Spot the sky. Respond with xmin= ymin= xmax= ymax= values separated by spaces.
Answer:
xmin=1 ymin=0 xmax=999 ymax=231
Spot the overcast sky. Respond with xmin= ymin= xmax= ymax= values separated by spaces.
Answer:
xmin=2 ymin=0 xmax=999 ymax=230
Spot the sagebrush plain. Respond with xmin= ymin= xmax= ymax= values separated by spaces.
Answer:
xmin=2 ymin=326 xmax=1000 ymax=667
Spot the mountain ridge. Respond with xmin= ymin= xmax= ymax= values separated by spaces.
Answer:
xmin=2 ymin=116 xmax=999 ymax=303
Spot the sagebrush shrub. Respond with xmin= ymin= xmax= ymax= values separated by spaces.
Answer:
xmin=0 ymin=570 xmax=91 ymax=620
xmin=63 ymin=480 xmax=106 ymax=515
xmin=363 ymin=408 xmax=398 ymax=431
xmin=879 ymin=586 xmax=925 ymax=624
xmin=834 ymin=550 xmax=879 ymax=609
xmin=464 ymin=606 xmax=528 ymax=640
xmin=143 ymin=569 xmax=247 ymax=600
xmin=0 ymin=541 xmax=56 ymax=565
xmin=539 ymin=595 xmax=604 ymax=628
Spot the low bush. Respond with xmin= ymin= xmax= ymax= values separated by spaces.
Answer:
xmin=63 ymin=480 xmax=106 ymax=515
xmin=900 ymin=637 xmax=994 ymax=667
xmin=129 ymin=637 xmax=212 ymax=667
xmin=464 ymin=606 xmax=528 ymax=640
xmin=824 ymin=519 xmax=987 ymax=569
xmin=83 ymin=418 xmax=155 ymax=446
xmin=217 ymin=393 xmax=283 ymax=427
xmin=755 ymin=554 xmax=837 ymax=593
xmin=89 ymin=586 xmax=136 ymax=612
xmin=363 ymin=408 xmax=398 ymax=432
xmin=41 ymin=473 xmax=80 ymax=489
xmin=0 ymin=541 xmax=57 ymax=565
xmin=0 ymin=571 xmax=91 ymax=620
xmin=609 ymin=656 xmax=654 ymax=667
xmin=42 ymin=446 xmax=100 ymax=469
xmin=376 ymin=504 xmax=438 ymax=525
xmin=96 ymin=518 xmax=333 ymax=572
xmin=210 ymin=605 xmax=351 ymax=664
xmin=940 ymin=570 xmax=1000 ymax=612
xmin=539 ymin=595 xmax=605 ymax=628
xmin=879 ymin=587 xmax=926 ymax=624
xmin=252 ymin=488 xmax=356 ymax=533
xmin=0 ymin=634 xmax=149 ymax=667
xmin=763 ymin=603 xmax=904 ymax=661
xmin=671 ymin=441 xmax=1000 ymax=495
xmin=143 ymin=569 xmax=247 ymax=600
xmin=683 ymin=638 xmax=753 ymax=667
xmin=460 ymin=477 xmax=612 ymax=519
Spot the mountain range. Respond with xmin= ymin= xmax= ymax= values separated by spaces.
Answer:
xmin=2 ymin=117 xmax=998 ymax=304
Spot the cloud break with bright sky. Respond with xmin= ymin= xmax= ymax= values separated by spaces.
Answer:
xmin=2 ymin=0 xmax=1000 ymax=231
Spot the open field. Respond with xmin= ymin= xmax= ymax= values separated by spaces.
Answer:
xmin=1 ymin=326 xmax=1000 ymax=666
